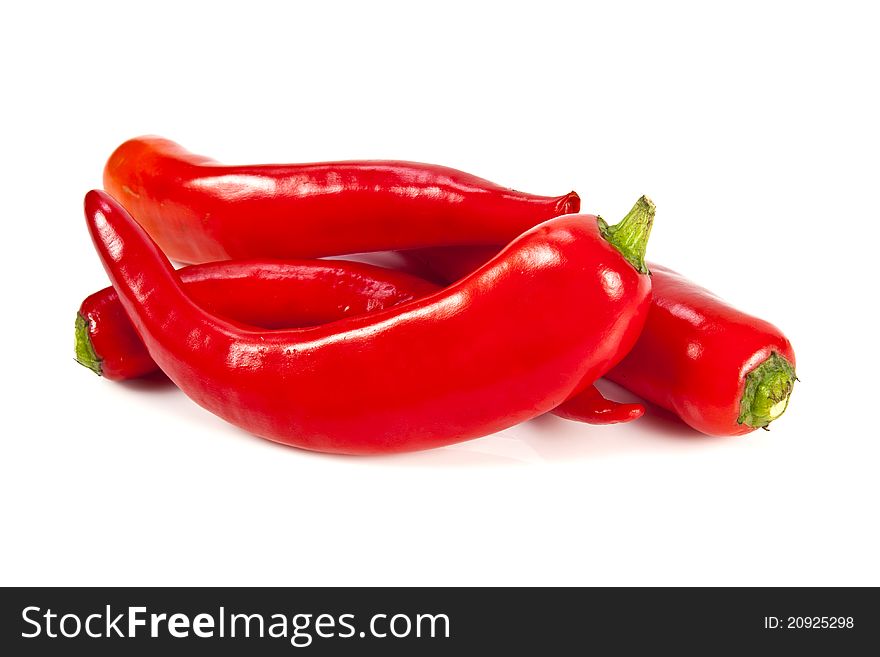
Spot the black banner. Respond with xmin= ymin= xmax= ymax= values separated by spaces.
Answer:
xmin=1 ymin=587 xmax=876 ymax=654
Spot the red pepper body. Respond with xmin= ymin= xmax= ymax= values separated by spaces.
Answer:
xmin=76 ymin=260 xmax=644 ymax=425
xmin=605 ymin=263 xmax=796 ymax=436
xmin=402 ymin=246 xmax=796 ymax=435
xmin=77 ymin=260 xmax=439 ymax=380
xmin=103 ymin=137 xmax=580 ymax=264
xmin=84 ymin=191 xmax=651 ymax=454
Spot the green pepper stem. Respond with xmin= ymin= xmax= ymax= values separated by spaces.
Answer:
xmin=74 ymin=312 xmax=103 ymax=376
xmin=737 ymin=352 xmax=796 ymax=429
xmin=597 ymin=195 xmax=655 ymax=274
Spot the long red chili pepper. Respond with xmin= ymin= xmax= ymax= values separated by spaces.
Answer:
xmin=74 ymin=260 xmax=438 ymax=380
xmin=84 ymin=190 xmax=654 ymax=453
xmin=75 ymin=260 xmax=644 ymax=425
xmin=402 ymin=246 xmax=797 ymax=435
xmin=103 ymin=137 xmax=580 ymax=264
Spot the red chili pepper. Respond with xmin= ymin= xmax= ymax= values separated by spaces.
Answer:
xmin=402 ymin=246 xmax=797 ymax=435
xmin=607 ymin=263 xmax=796 ymax=435
xmin=83 ymin=190 xmax=654 ymax=453
xmin=75 ymin=260 xmax=644 ymax=425
xmin=103 ymin=137 xmax=580 ymax=264
xmin=74 ymin=260 xmax=439 ymax=381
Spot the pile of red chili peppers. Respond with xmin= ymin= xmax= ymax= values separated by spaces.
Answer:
xmin=75 ymin=136 xmax=797 ymax=454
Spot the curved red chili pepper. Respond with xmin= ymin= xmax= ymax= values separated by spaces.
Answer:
xmin=75 ymin=259 xmax=644 ymax=425
xmin=74 ymin=260 xmax=439 ymax=381
xmin=83 ymin=191 xmax=653 ymax=453
xmin=401 ymin=246 xmax=797 ymax=435
xmin=103 ymin=137 xmax=580 ymax=264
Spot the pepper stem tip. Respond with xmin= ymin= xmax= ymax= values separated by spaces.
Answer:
xmin=738 ymin=352 xmax=796 ymax=429
xmin=598 ymin=195 xmax=655 ymax=274
xmin=74 ymin=313 xmax=103 ymax=376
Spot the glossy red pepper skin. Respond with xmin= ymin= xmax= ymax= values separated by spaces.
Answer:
xmin=103 ymin=137 xmax=580 ymax=264
xmin=551 ymin=384 xmax=645 ymax=424
xmin=605 ymin=263 xmax=796 ymax=436
xmin=76 ymin=260 xmax=643 ymax=425
xmin=76 ymin=260 xmax=439 ymax=380
xmin=84 ymin=191 xmax=651 ymax=454
xmin=402 ymin=246 xmax=796 ymax=435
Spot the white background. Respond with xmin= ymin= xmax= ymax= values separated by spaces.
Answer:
xmin=2 ymin=1 xmax=878 ymax=586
